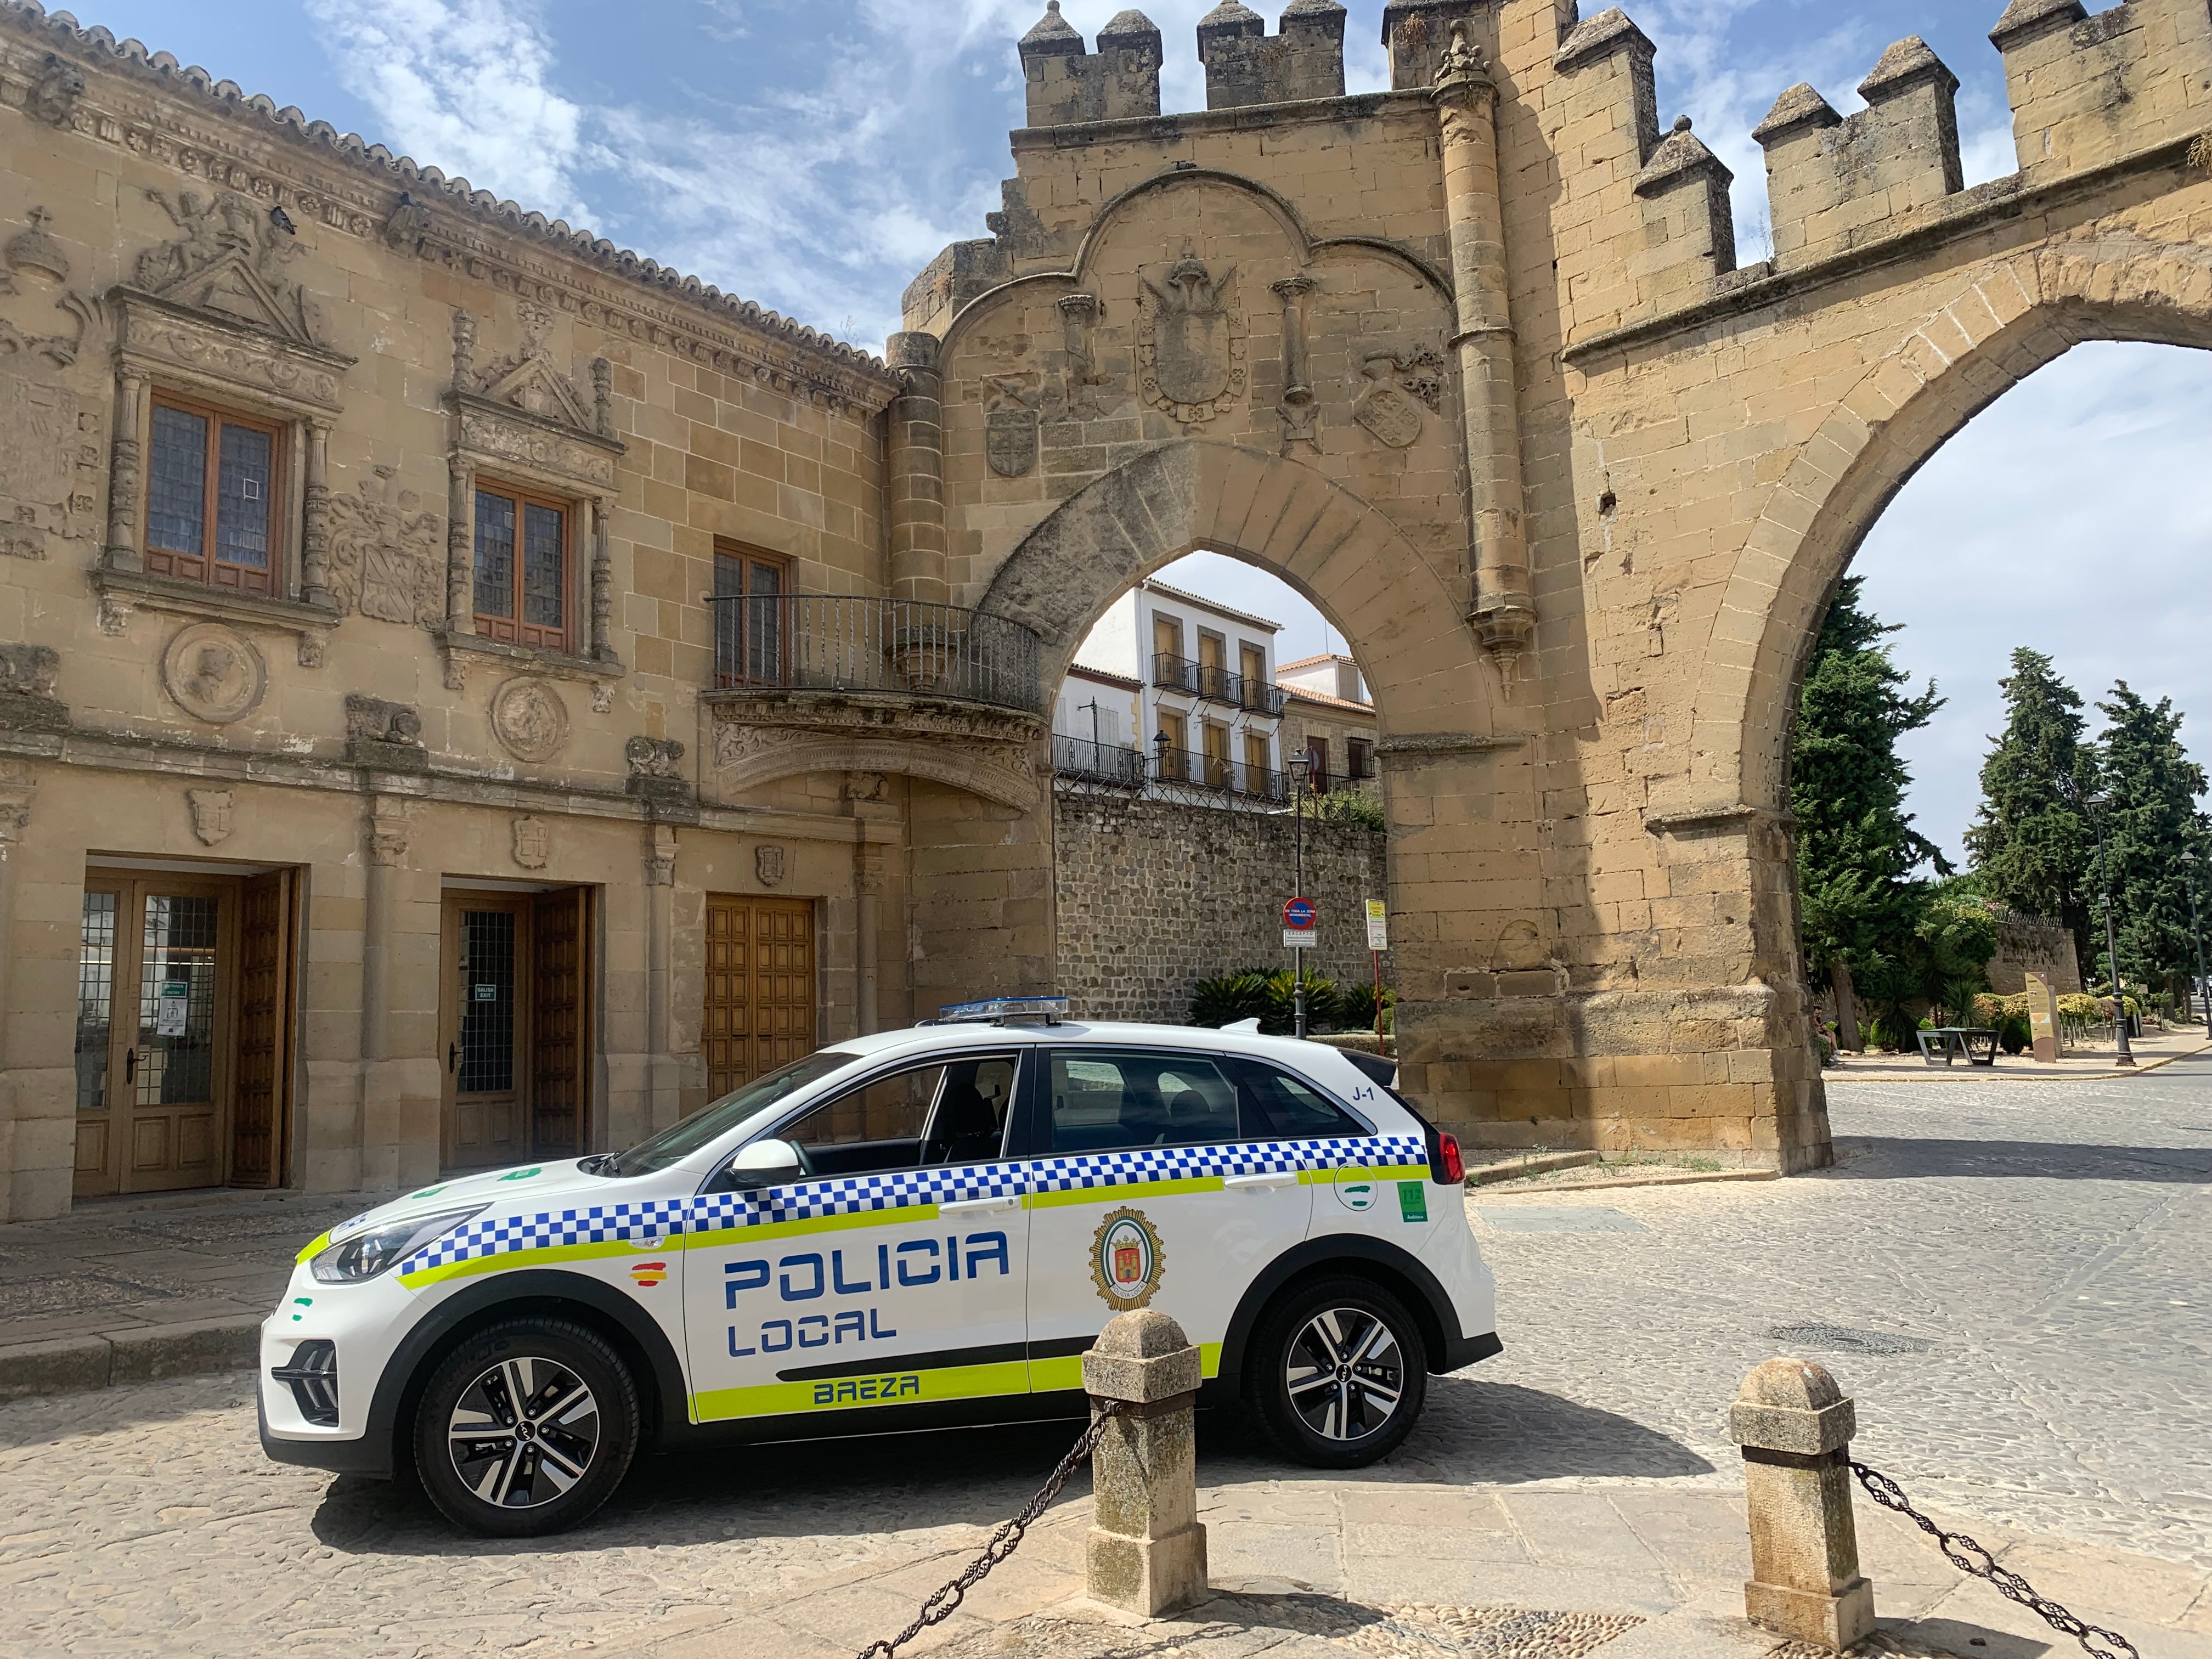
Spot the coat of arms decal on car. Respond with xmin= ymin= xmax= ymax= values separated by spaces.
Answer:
xmin=1090 ymin=1206 xmax=1166 ymax=1310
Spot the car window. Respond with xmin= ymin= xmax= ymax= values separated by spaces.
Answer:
xmin=779 ymin=1054 xmax=1018 ymax=1175
xmin=601 ymin=1049 xmax=857 ymax=1177
xmin=1046 ymin=1051 xmax=1241 ymax=1154
xmin=1229 ymin=1058 xmax=1373 ymax=1140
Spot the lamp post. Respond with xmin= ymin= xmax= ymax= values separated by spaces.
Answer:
xmin=2190 ymin=847 xmax=2210 ymax=1041
xmin=1152 ymin=729 xmax=1170 ymax=791
xmin=2089 ymin=793 xmax=2135 ymax=1067
xmin=1287 ymin=748 xmax=1310 ymax=1039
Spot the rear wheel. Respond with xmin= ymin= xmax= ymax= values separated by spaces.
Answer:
xmin=1245 ymin=1275 xmax=1426 ymax=1469
xmin=412 ymin=1317 xmax=639 ymax=1537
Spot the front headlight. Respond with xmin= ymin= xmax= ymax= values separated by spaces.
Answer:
xmin=310 ymin=1206 xmax=486 ymax=1284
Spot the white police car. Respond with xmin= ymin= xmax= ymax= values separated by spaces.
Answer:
xmin=262 ymin=1000 xmax=1499 ymax=1536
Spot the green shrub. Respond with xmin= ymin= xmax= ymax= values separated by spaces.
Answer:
xmin=1999 ymin=1015 xmax=2030 ymax=1055
xmin=1307 ymin=791 xmax=1385 ymax=831
xmin=1190 ymin=970 xmax=1272 ymax=1030
xmin=1190 ymin=968 xmax=1342 ymax=1035
xmin=1338 ymin=981 xmax=1397 ymax=1034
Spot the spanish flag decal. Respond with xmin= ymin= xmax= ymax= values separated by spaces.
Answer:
xmin=629 ymin=1261 xmax=668 ymax=1290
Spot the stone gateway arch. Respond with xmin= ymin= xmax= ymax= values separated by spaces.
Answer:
xmin=891 ymin=0 xmax=2212 ymax=1174
xmin=0 ymin=0 xmax=2206 ymax=1217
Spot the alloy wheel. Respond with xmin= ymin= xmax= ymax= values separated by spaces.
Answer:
xmin=446 ymin=1354 xmax=601 ymax=1509
xmin=1283 ymin=1306 xmax=1405 ymax=1442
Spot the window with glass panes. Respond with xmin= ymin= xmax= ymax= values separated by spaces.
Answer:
xmin=713 ymin=546 xmax=788 ymax=687
xmin=473 ymin=483 xmax=571 ymax=651
xmin=145 ymin=393 xmax=283 ymax=593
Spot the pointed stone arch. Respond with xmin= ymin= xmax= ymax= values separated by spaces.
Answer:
xmin=1686 ymin=236 xmax=2212 ymax=819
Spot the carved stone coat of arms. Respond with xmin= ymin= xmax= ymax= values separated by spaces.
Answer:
xmin=1138 ymin=247 xmax=1246 ymax=425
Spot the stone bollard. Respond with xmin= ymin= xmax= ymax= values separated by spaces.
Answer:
xmin=1733 ymin=1358 xmax=1877 ymax=1648
xmin=1082 ymin=1308 xmax=1209 ymax=1617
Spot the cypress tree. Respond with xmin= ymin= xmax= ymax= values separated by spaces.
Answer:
xmin=1964 ymin=648 xmax=2096 ymax=974
xmin=1792 ymin=578 xmax=1948 ymax=1046
xmin=2092 ymin=684 xmax=2211 ymax=1001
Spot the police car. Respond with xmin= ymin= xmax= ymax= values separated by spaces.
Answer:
xmin=261 ymin=1000 xmax=1499 ymax=1536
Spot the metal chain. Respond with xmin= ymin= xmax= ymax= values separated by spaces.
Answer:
xmin=1849 ymin=1462 xmax=2140 ymax=1659
xmin=856 ymin=1402 xmax=1122 ymax=1659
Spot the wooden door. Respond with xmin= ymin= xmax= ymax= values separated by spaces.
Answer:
xmin=74 ymin=877 xmax=238 ymax=1199
xmin=702 ymin=895 xmax=816 ymax=1104
xmin=441 ymin=895 xmax=531 ymax=1171
xmin=531 ymin=887 xmax=589 ymax=1158
xmin=231 ymin=870 xmax=294 ymax=1188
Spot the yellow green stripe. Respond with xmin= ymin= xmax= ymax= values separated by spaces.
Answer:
xmin=1302 ymin=1163 xmax=1428 ymax=1185
xmin=296 ymin=1231 xmax=331 ymax=1265
xmin=1025 ymin=1341 xmax=1222 ymax=1395
xmin=1025 ymin=1176 xmax=1221 ymax=1210
xmin=396 ymin=1203 xmax=943 ymax=1289
xmin=693 ymin=1359 xmax=1030 ymax=1423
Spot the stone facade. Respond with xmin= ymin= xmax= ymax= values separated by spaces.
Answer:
xmin=1054 ymin=788 xmax=1386 ymax=1024
xmin=3 ymin=0 xmax=2207 ymax=1211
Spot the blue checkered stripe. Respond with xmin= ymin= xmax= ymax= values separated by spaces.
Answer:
xmin=1022 ymin=1134 xmax=1429 ymax=1195
xmin=402 ymin=1197 xmax=695 ymax=1274
xmin=685 ymin=1161 xmax=1032 ymax=1234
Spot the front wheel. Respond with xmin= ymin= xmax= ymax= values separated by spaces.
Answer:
xmin=1245 ymin=1276 xmax=1427 ymax=1469
xmin=413 ymin=1318 xmax=639 ymax=1537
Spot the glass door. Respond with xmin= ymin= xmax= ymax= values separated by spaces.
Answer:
xmin=74 ymin=878 xmax=236 ymax=1199
xmin=442 ymin=895 xmax=529 ymax=1171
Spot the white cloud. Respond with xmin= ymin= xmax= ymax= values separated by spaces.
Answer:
xmin=304 ymin=0 xmax=589 ymax=224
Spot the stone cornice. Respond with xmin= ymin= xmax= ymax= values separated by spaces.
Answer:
xmin=0 ymin=3 xmax=901 ymax=416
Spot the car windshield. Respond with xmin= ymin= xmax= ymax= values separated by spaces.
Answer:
xmin=596 ymin=1051 xmax=861 ymax=1178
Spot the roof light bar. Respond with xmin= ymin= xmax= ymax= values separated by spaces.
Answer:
xmin=933 ymin=995 xmax=1070 ymax=1026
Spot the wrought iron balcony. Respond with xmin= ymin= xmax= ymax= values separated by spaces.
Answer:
xmin=1149 ymin=653 xmax=1286 ymax=715
xmin=1053 ymin=733 xmax=1148 ymax=787
xmin=710 ymin=596 xmax=1043 ymax=715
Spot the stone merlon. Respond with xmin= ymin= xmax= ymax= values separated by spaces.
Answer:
xmin=1018 ymin=0 xmax=1164 ymax=128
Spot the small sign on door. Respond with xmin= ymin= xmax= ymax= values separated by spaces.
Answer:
xmin=156 ymin=981 xmax=190 ymax=1037
xmin=473 ymin=984 xmax=499 ymax=1002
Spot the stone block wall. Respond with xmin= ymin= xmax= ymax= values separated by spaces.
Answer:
xmin=1988 ymin=910 xmax=2084 ymax=996
xmin=1054 ymin=789 xmax=1389 ymax=1025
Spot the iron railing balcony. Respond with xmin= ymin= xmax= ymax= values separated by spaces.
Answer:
xmin=1149 ymin=653 xmax=1286 ymax=715
xmin=709 ymin=595 xmax=1043 ymax=715
xmin=1150 ymin=747 xmax=1289 ymax=802
xmin=1052 ymin=734 xmax=1148 ymax=787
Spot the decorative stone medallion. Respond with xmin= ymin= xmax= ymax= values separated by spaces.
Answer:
xmin=161 ymin=623 xmax=266 ymax=725
xmin=755 ymin=843 xmax=788 ymax=888
xmin=489 ymin=677 xmax=570 ymax=763
xmin=512 ymin=816 xmax=551 ymax=871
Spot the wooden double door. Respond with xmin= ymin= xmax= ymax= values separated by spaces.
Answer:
xmin=702 ymin=895 xmax=816 ymax=1102
xmin=440 ymin=889 xmax=593 ymax=1172
xmin=75 ymin=870 xmax=295 ymax=1199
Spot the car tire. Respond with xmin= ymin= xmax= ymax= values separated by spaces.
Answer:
xmin=1244 ymin=1274 xmax=1427 ymax=1470
xmin=413 ymin=1317 xmax=639 ymax=1537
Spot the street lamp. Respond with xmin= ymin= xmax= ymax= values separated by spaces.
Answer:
xmin=1152 ymin=729 xmax=1170 ymax=788
xmin=2088 ymin=793 xmax=2135 ymax=1068
xmin=2190 ymin=846 xmax=2211 ymax=1041
xmin=1286 ymin=747 xmax=1311 ymax=1040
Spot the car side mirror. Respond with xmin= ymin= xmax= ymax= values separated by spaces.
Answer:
xmin=726 ymin=1137 xmax=804 ymax=1193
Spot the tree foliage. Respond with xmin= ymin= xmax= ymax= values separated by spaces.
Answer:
xmin=2092 ymin=684 xmax=2211 ymax=998
xmin=1792 ymin=578 xmax=1957 ymax=1039
xmin=1964 ymin=648 xmax=2097 ymax=973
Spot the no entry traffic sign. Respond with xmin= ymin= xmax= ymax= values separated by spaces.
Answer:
xmin=1283 ymin=896 xmax=1316 ymax=932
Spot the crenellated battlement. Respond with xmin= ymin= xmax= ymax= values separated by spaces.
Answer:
xmin=1990 ymin=0 xmax=2212 ymax=177
xmin=1018 ymin=3 xmax=1165 ymax=128
xmin=1198 ymin=0 xmax=1347 ymax=109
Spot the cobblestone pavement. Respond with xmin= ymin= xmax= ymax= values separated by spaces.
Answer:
xmin=1 ymin=1062 xmax=2207 ymax=1656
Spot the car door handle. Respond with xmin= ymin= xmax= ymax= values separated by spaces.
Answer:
xmin=941 ymin=1195 xmax=1019 ymax=1216
xmin=1225 ymin=1172 xmax=1302 ymax=1191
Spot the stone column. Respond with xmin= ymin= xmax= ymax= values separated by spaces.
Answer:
xmin=445 ymin=454 xmax=475 ymax=636
xmin=1432 ymin=24 xmax=1536 ymax=674
xmin=589 ymin=495 xmax=614 ymax=661
xmin=1271 ymin=274 xmax=1319 ymax=455
xmin=1084 ymin=1309 xmax=1208 ymax=1617
xmin=855 ymin=840 xmax=885 ymax=1037
xmin=360 ymin=796 xmax=410 ymax=1191
xmin=644 ymin=823 xmax=678 ymax=1132
xmin=301 ymin=418 xmax=333 ymax=607
xmin=105 ymin=369 xmax=146 ymax=572
xmin=885 ymin=331 xmax=947 ymax=606
xmin=1733 ymin=1358 xmax=1876 ymax=1646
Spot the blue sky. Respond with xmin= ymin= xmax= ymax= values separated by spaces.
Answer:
xmin=103 ymin=0 xmax=2211 ymax=860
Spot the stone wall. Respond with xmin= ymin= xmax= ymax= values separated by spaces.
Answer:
xmin=1988 ymin=910 xmax=2083 ymax=996
xmin=1054 ymin=788 xmax=1389 ymax=1025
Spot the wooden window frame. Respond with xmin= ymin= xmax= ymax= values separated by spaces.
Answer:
xmin=144 ymin=389 xmax=289 ymax=596
xmin=473 ymin=478 xmax=576 ymax=653
xmin=713 ymin=542 xmax=793 ymax=689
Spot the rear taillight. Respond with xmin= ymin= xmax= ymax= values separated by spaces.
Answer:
xmin=1437 ymin=1132 xmax=1464 ymax=1185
